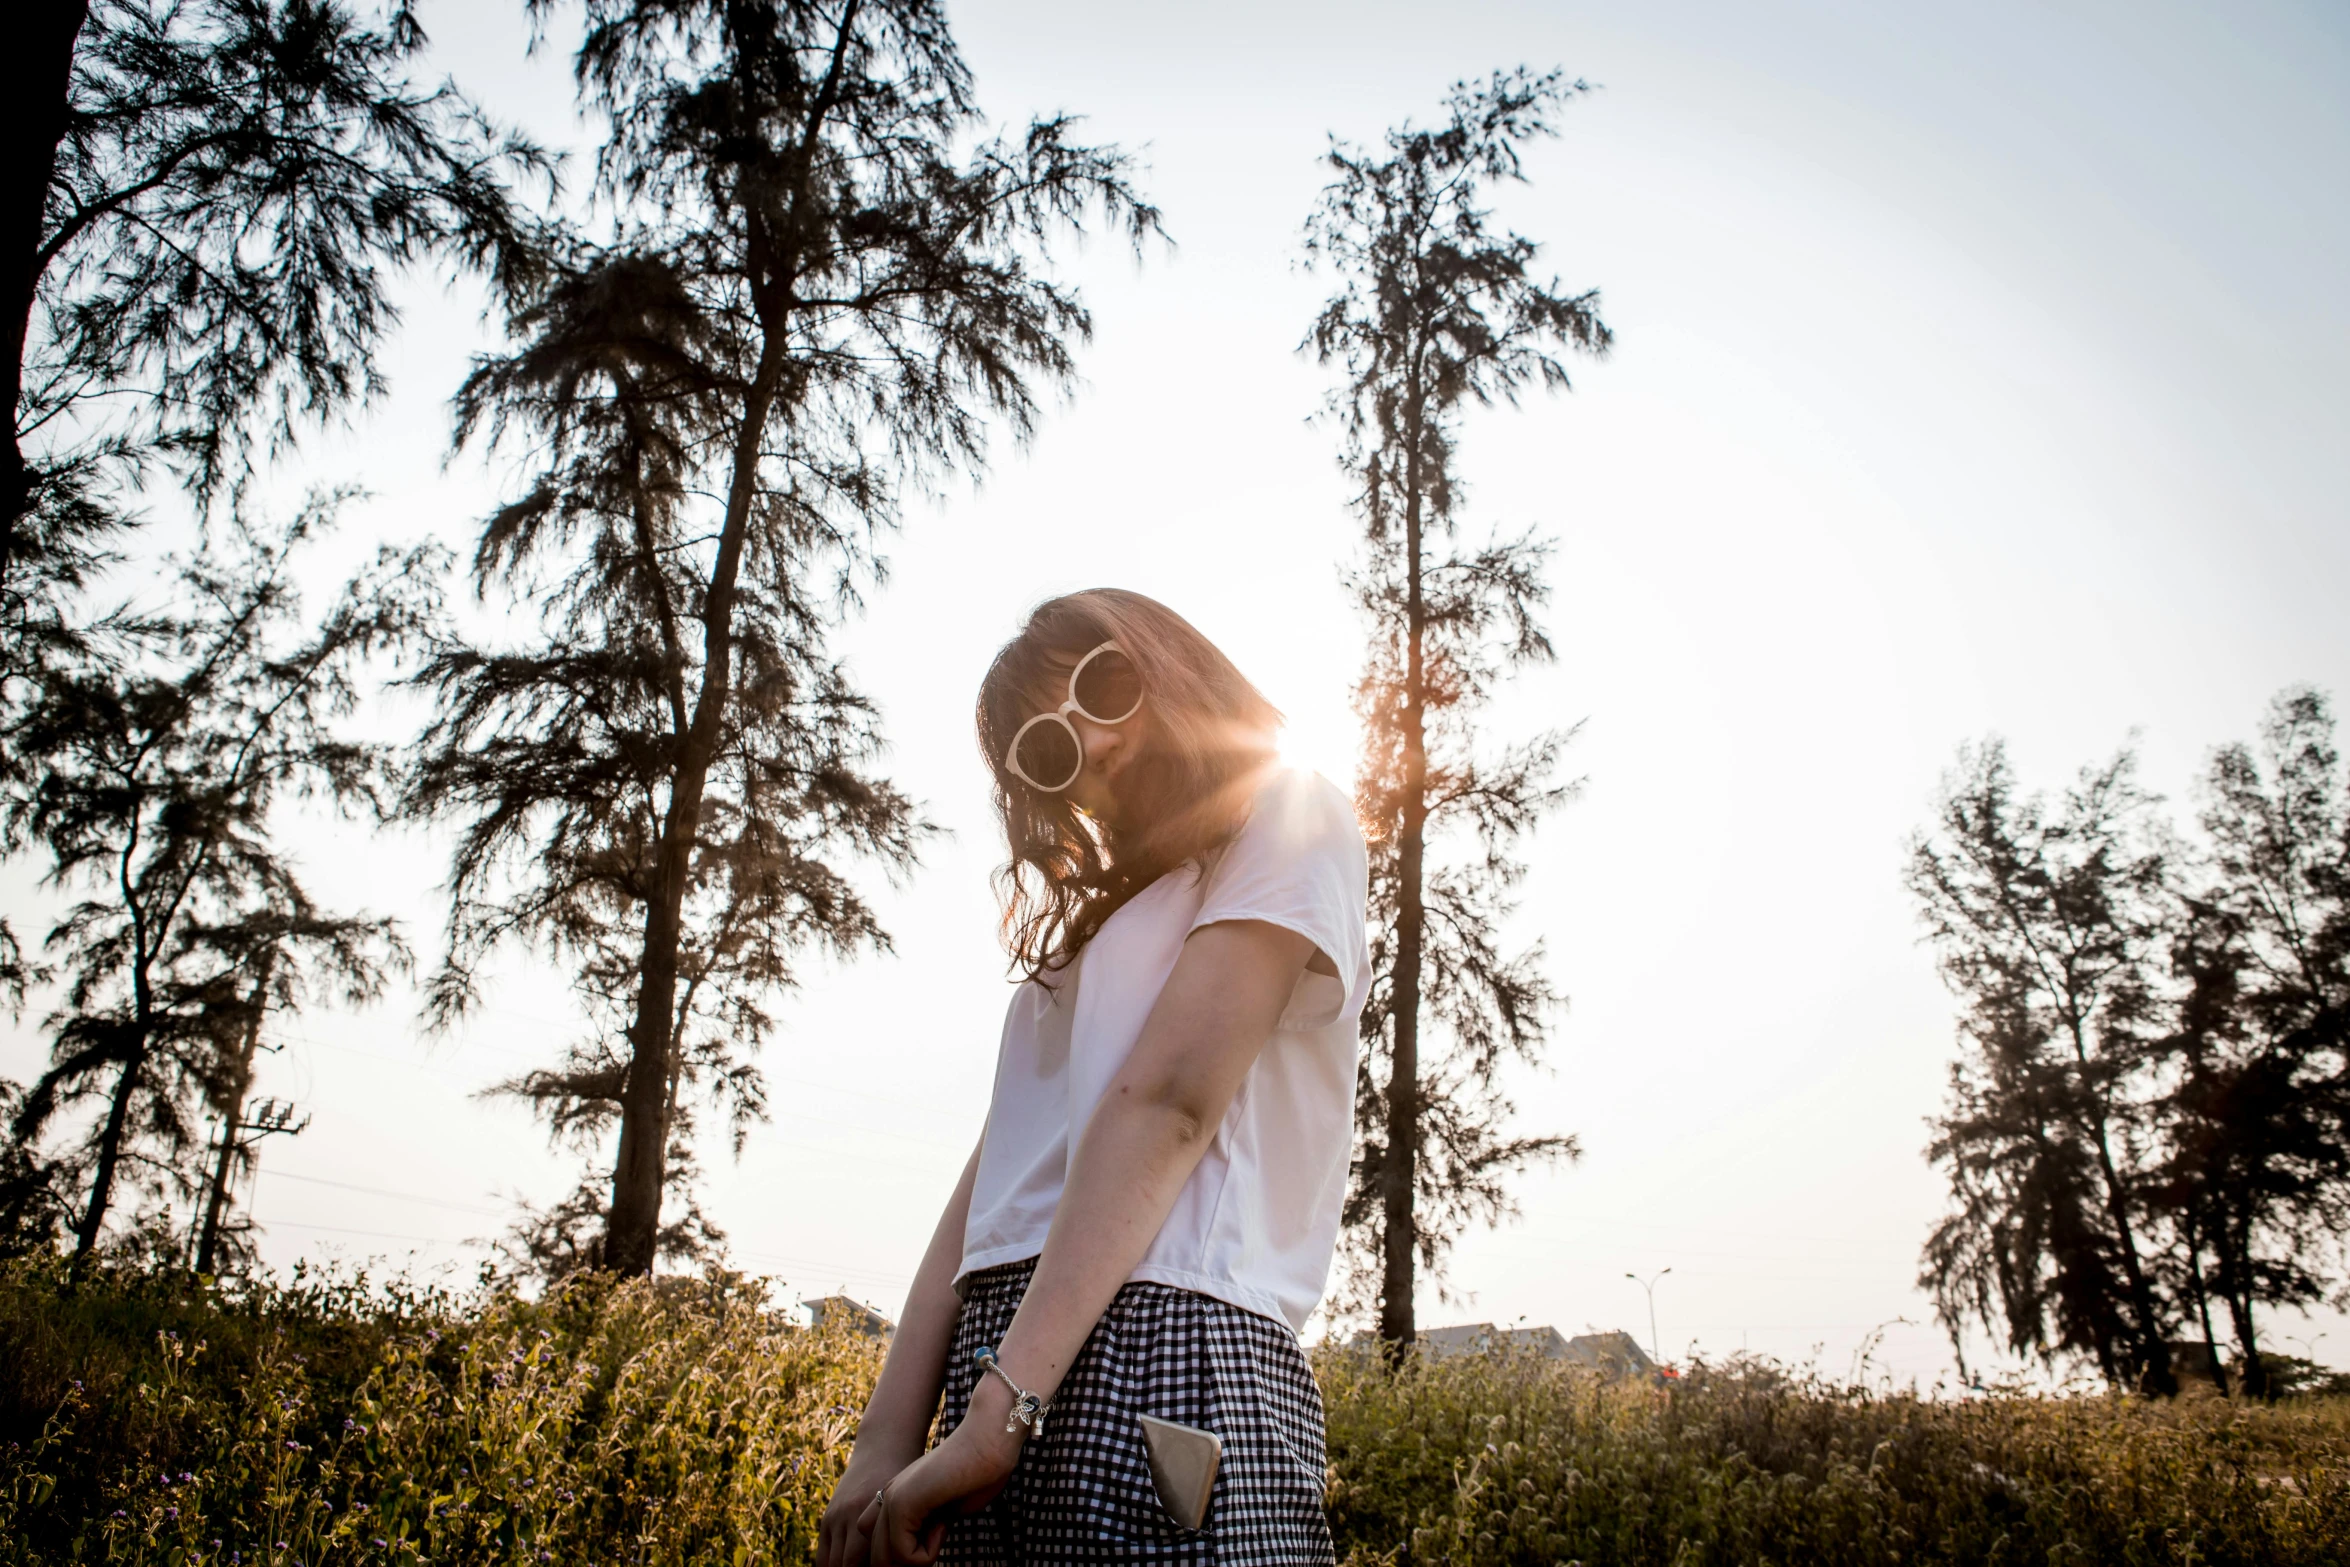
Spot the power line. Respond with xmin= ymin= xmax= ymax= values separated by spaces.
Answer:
xmin=252 ymin=1215 xmax=916 ymax=1294
xmin=292 ymin=1005 xmax=985 ymax=1116
xmin=249 ymin=1169 xmax=919 ymax=1291
xmin=253 ymin=1216 xmax=475 ymax=1246
xmin=277 ymin=1029 xmax=971 ymax=1156
xmin=257 ymin=1167 xmax=506 ymax=1217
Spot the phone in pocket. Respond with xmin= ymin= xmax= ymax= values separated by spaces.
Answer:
xmin=1137 ymin=1414 xmax=1222 ymax=1531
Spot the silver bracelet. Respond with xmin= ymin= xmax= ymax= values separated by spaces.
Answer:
xmin=973 ymin=1345 xmax=1051 ymax=1437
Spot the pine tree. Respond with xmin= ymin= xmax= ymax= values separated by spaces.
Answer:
xmin=1909 ymin=740 xmax=2178 ymax=1391
xmin=0 ymin=0 xmax=543 ymax=650
xmin=3 ymin=498 xmax=425 ymax=1256
xmin=2160 ymin=689 xmax=2350 ymax=1396
xmin=1303 ymin=69 xmax=1608 ymax=1347
xmin=408 ymin=0 xmax=1160 ymax=1275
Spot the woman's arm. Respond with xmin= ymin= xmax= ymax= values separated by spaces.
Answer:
xmin=817 ymin=1137 xmax=981 ymax=1567
xmin=866 ymin=919 xmax=1315 ymax=1564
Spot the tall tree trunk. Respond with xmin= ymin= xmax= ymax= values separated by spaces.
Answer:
xmin=2071 ymin=1026 xmax=2174 ymax=1393
xmin=2224 ymin=1288 xmax=2268 ymax=1399
xmin=603 ymin=346 xmax=784 ymax=1276
xmin=2218 ymin=1204 xmax=2270 ymax=1398
xmin=2183 ymin=1216 xmax=2230 ymax=1397
xmin=2090 ymin=1131 xmax=2170 ymax=1391
xmin=0 ymin=0 xmax=88 ymax=583
xmin=1378 ymin=388 xmax=1430 ymax=1352
xmin=73 ymin=1050 xmax=137 ymax=1257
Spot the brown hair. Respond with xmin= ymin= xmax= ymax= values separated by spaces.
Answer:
xmin=978 ymin=589 xmax=1282 ymax=979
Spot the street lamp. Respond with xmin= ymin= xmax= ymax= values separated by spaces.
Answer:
xmin=1626 ymin=1268 xmax=1671 ymax=1365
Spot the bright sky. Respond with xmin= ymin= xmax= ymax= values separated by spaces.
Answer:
xmin=6 ymin=0 xmax=2347 ymax=1386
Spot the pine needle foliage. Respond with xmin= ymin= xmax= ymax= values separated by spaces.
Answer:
xmin=2158 ymin=690 xmax=2350 ymax=1396
xmin=1909 ymin=741 xmax=2179 ymax=1391
xmin=0 ymin=0 xmax=546 ymax=651
xmin=1909 ymin=690 xmax=2350 ymax=1395
xmin=0 ymin=498 xmax=431 ymax=1260
xmin=1302 ymin=68 xmax=1609 ymax=1345
xmin=407 ymin=0 xmax=1162 ymax=1275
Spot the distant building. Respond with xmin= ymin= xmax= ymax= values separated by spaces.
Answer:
xmin=2161 ymin=1339 xmax=2226 ymax=1396
xmin=1376 ymin=1322 xmax=1659 ymax=1381
xmin=1418 ymin=1323 xmax=1570 ymax=1359
xmin=1560 ymin=1329 xmax=1657 ymax=1381
xmin=806 ymin=1294 xmax=894 ymax=1340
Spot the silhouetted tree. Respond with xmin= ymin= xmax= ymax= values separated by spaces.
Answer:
xmin=1303 ymin=68 xmax=1608 ymax=1348
xmin=497 ymin=1137 xmax=727 ymax=1284
xmin=407 ymin=0 xmax=1160 ymax=1275
xmin=1910 ymin=741 xmax=2178 ymax=1391
xmin=481 ymin=861 xmax=774 ymax=1283
xmin=2159 ymin=690 xmax=2350 ymax=1397
xmin=0 ymin=0 xmax=543 ymax=652
xmin=0 ymin=1080 xmax=71 ymax=1257
xmin=3 ymin=499 xmax=423 ymax=1256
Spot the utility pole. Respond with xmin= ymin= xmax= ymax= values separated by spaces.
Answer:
xmin=194 ymin=951 xmax=304 ymax=1276
xmin=194 ymin=1097 xmax=307 ymax=1276
xmin=1626 ymin=1267 xmax=1672 ymax=1365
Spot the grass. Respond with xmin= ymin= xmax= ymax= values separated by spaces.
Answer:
xmin=1319 ymin=1345 xmax=2350 ymax=1566
xmin=0 ymin=1258 xmax=883 ymax=1565
xmin=3 ymin=1257 xmax=2345 ymax=1564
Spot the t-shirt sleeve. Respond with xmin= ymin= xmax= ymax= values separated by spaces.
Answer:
xmin=1189 ymin=768 xmax=1370 ymax=1030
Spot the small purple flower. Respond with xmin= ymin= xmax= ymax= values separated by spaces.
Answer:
xmin=165 ymin=1507 xmax=178 ymax=1520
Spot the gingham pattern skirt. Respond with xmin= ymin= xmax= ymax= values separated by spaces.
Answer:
xmin=937 ymin=1259 xmax=1336 ymax=1565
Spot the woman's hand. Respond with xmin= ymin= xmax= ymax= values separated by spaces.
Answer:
xmin=819 ymin=1442 xmax=920 ymax=1567
xmin=859 ymin=1414 xmax=1023 ymax=1567
xmin=819 ymin=1144 xmax=984 ymax=1567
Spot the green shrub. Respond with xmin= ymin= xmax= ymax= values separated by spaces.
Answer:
xmin=0 ymin=1258 xmax=884 ymax=1565
xmin=1317 ymin=1344 xmax=2350 ymax=1566
xmin=4 ymin=1259 xmax=2345 ymax=1564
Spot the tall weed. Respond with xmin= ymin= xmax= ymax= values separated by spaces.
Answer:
xmin=4 ymin=1261 xmax=2345 ymax=1564
xmin=1318 ymin=1345 xmax=2350 ymax=1566
xmin=0 ymin=1261 xmax=883 ymax=1565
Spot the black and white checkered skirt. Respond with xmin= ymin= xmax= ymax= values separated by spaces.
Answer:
xmin=937 ymin=1259 xmax=1336 ymax=1565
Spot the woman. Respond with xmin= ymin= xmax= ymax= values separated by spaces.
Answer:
xmin=817 ymin=589 xmax=1370 ymax=1567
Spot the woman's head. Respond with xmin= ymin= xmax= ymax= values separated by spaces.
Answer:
xmin=978 ymin=589 xmax=1281 ymax=976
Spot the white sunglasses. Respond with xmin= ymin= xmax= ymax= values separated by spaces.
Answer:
xmin=1003 ymin=642 xmax=1145 ymax=793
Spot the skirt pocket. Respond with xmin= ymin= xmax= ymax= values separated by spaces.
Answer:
xmin=1030 ymin=1284 xmax=1221 ymax=1558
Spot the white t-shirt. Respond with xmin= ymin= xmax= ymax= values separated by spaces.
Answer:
xmin=958 ymin=767 xmax=1372 ymax=1335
